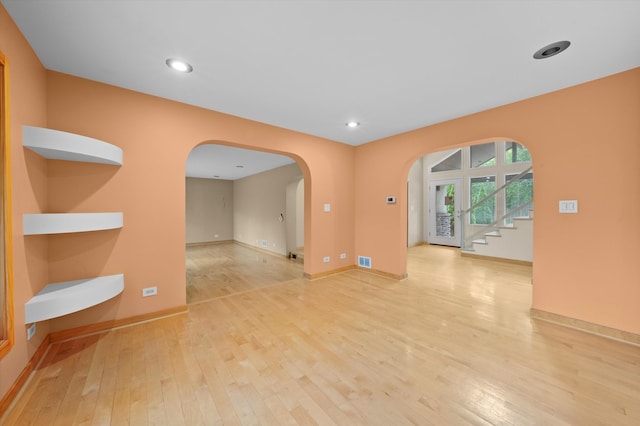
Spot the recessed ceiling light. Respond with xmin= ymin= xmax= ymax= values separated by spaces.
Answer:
xmin=533 ymin=41 xmax=571 ymax=59
xmin=166 ymin=58 xmax=193 ymax=73
xmin=346 ymin=121 xmax=360 ymax=128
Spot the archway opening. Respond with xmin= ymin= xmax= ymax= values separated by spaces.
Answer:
xmin=407 ymin=139 xmax=533 ymax=262
xmin=185 ymin=143 xmax=306 ymax=304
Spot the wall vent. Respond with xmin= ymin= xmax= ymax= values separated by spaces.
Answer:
xmin=358 ymin=256 xmax=371 ymax=268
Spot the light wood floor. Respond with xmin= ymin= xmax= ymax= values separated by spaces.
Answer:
xmin=3 ymin=245 xmax=640 ymax=425
xmin=186 ymin=243 xmax=303 ymax=304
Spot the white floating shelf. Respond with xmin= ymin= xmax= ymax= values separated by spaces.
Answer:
xmin=23 ymin=125 xmax=123 ymax=166
xmin=23 ymin=212 xmax=123 ymax=235
xmin=25 ymin=274 xmax=124 ymax=324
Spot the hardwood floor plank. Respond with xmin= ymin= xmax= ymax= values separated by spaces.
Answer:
xmin=3 ymin=244 xmax=640 ymax=425
xmin=186 ymin=242 xmax=303 ymax=304
xmin=53 ymin=335 xmax=100 ymax=426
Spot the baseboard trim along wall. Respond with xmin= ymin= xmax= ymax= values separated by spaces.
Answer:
xmin=461 ymin=251 xmax=533 ymax=266
xmin=304 ymin=265 xmax=356 ymax=280
xmin=186 ymin=240 xmax=233 ymax=247
xmin=0 ymin=334 xmax=50 ymax=418
xmin=305 ymin=266 xmax=408 ymax=281
xmin=358 ymin=267 xmax=408 ymax=280
xmin=233 ymin=240 xmax=289 ymax=259
xmin=49 ymin=305 xmax=189 ymax=343
xmin=531 ymin=308 xmax=640 ymax=347
xmin=0 ymin=305 xmax=190 ymax=419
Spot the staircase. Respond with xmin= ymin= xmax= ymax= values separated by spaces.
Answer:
xmin=461 ymin=212 xmax=533 ymax=262
xmin=460 ymin=166 xmax=533 ymax=262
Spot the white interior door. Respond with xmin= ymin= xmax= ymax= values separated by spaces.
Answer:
xmin=428 ymin=179 xmax=461 ymax=247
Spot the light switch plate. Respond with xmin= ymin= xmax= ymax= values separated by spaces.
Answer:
xmin=559 ymin=200 xmax=578 ymax=213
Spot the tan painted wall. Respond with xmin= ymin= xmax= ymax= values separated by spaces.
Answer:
xmin=2 ymin=0 xmax=639 ymax=404
xmin=43 ymin=71 xmax=355 ymax=333
xmin=355 ymin=68 xmax=640 ymax=334
xmin=185 ymin=177 xmax=233 ymax=244
xmin=296 ymin=179 xmax=305 ymax=249
xmin=233 ymin=163 xmax=301 ymax=256
xmin=0 ymin=4 xmax=48 ymax=401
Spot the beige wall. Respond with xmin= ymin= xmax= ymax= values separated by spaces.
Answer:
xmin=185 ymin=177 xmax=233 ymax=244
xmin=285 ymin=177 xmax=304 ymax=254
xmin=407 ymin=159 xmax=423 ymax=247
xmin=233 ymin=163 xmax=302 ymax=256
xmin=295 ymin=179 xmax=304 ymax=248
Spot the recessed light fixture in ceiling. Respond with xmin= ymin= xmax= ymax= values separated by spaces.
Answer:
xmin=346 ymin=121 xmax=360 ymax=128
xmin=533 ymin=41 xmax=571 ymax=59
xmin=166 ymin=58 xmax=193 ymax=73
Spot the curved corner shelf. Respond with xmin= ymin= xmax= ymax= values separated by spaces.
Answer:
xmin=23 ymin=125 xmax=123 ymax=166
xmin=23 ymin=212 xmax=123 ymax=235
xmin=25 ymin=274 xmax=124 ymax=324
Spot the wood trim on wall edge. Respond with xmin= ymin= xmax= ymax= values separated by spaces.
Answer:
xmin=0 ymin=50 xmax=16 ymax=361
xmin=304 ymin=266 xmax=407 ymax=281
xmin=304 ymin=265 xmax=356 ymax=280
xmin=233 ymin=240 xmax=289 ymax=259
xmin=0 ymin=334 xmax=50 ymax=419
xmin=357 ymin=267 xmax=408 ymax=281
xmin=186 ymin=240 xmax=233 ymax=247
xmin=0 ymin=305 xmax=189 ymax=419
xmin=461 ymin=251 xmax=533 ymax=266
xmin=531 ymin=308 xmax=640 ymax=347
xmin=49 ymin=305 xmax=189 ymax=343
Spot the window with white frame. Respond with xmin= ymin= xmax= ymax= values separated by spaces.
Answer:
xmin=428 ymin=140 xmax=532 ymax=228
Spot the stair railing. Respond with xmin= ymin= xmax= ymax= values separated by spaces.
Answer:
xmin=460 ymin=166 xmax=533 ymax=250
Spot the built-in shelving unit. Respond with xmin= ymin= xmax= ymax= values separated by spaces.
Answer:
xmin=25 ymin=274 xmax=125 ymax=324
xmin=23 ymin=125 xmax=123 ymax=165
xmin=23 ymin=212 xmax=123 ymax=235
xmin=23 ymin=126 xmax=125 ymax=323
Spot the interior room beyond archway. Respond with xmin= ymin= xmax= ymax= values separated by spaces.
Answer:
xmin=408 ymin=140 xmax=533 ymax=264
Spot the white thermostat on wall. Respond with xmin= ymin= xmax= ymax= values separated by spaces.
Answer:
xmin=386 ymin=196 xmax=396 ymax=204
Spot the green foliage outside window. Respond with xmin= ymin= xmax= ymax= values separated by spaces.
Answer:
xmin=505 ymin=142 xmax=531 ymax=163
xmin=470 ymin=177 xmax=495 ymax=225
xmin=506 ymin=173 xmax=533 ymax=223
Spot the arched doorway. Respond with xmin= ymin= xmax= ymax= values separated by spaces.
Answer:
xmin=408 ymin=139 xmax=533 ymax=263
xmin=185 ymin=143 xmax=305 ymax=303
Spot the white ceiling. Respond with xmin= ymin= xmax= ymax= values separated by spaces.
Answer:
xmin=186 ymin=144 xmax=294 ymax=180
xmin=4 ymin=1 xmax=640 ymax=178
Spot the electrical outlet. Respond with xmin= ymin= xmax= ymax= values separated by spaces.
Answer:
xmin=27 ymin=323 xmax=36 ymax=340
xmin=142 ymin=286 xmax=158 ymax=297
xmin=214 ymin=233 xmax=219 ymax=239
xmin=340 ymin=253 xmax=347 ymax=259
xmin=323 ymin=256 xmax=330 ymax=263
